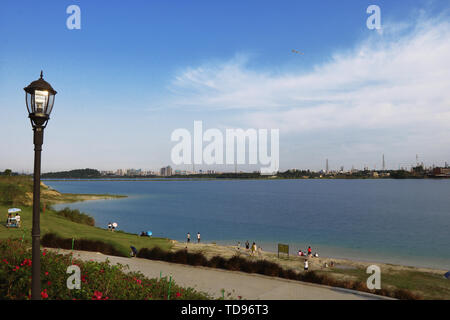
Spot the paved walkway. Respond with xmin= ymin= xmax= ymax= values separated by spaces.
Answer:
xmin=53 ymin=249 xmax=389 ymax=300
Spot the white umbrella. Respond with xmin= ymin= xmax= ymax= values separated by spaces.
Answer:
xmin=8 ymin=208 xmax=22 ymax=214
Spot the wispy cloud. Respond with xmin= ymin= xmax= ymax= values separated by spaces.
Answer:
xmin=168 ymin=17 xmax=450 ymax=136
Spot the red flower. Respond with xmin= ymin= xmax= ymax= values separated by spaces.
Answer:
xmin=42 ymin=250 xmax=47 ymax=256
xmin=45 ymin=271 xmax=49 ymax=276
xmin=47 ymin=281 xmax=52 ymax=286
xmin=2 ymin=259 xmax=8 ymax=264
xmin=13 ymin=266 xmax=20 ymax=272
xmin=41 ymin=289 xmax=48 ymax=299
xmin=92 ymin=291 xmax=103 ymax=300
xmin=176 ymin=292 xmax=181 ymax=297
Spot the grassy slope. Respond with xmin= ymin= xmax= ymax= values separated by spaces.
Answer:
xmin=0 ymin=176 xmax=171 ymax=256
xmin=316 ymin=265 xmax=449 ymax=300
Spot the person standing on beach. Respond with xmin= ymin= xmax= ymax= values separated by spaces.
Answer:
xmin=304 ymin=259 xmax=309 ymax=271
xmin=307 ymin=246 xmax=312 ymax=256
xmin=245 ymin=241 xmax=250 ymax=251
xmin=197 ymin=232 xmax=201 ymax=243
xmin=251 ymin=242 xmax=256 ymax=255
xmin=187 ymin=232 xmax=191 ymax=243
xmin=108 ymin=222 xmax=112 ymax=231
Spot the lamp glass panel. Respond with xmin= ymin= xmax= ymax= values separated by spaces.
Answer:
xmin=46 ymin=94 xmax=55 ymax=116
xmin=34 ymin=90 xmax=48 ymax=114
xmin=26 ymin=92 xmax=32 ymax=114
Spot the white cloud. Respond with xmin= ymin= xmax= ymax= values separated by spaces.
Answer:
xmin=168 ymin=18 xmax=450 ymax=134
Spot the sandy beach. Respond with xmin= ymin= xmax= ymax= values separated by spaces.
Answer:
xmin=172 ymin=241 xmax=447 ymax=274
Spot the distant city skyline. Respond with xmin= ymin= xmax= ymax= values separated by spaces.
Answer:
xmin=8 ymin=154 xmax=449 ymax=176
xmin=1 ymin=1 xmax=450 ymax=173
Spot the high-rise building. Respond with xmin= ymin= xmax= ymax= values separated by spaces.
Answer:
xmin=160 ymin=165 xmax=173 ymax=176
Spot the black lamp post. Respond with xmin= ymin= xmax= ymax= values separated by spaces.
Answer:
xmin=24 ymin=71 xmax=57 ymax=300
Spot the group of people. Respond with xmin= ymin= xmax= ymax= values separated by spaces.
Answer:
xmin=186 ymin=232 xmax=201 ymax=243
xmin=298 ymin=246 xmax=320 ymax=271
xmin=107 ymin=222 xmax=118 ymax=232
xmin=6 ymin=212 xmax=21 ymax=228
xmin=298 ymin=246 xmax=319 ymax=258
xmin=236 ymin=240 xmax=262 ymax=256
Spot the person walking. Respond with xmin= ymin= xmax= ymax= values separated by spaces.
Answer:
xmin=187 ymin=232 xmax=191 ymax=243
xmin=197 ymin=232 xmax=201 ymax=243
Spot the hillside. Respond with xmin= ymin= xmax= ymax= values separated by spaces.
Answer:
xmin=0 ymin=176 xmax=171 ymax=255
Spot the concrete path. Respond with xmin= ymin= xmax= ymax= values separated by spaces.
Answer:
xmin=53 ymin=249 xmax=389 ymax=300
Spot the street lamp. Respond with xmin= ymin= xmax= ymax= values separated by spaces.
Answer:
xmin=24 ymin=71 xmax=57 ymax=300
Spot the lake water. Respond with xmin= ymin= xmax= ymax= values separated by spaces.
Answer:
xmin=45 ymin=179 xmax=450 ymax=270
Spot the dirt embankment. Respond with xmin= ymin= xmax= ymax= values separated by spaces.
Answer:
xmin=21 ymin=182 xmax=125 ymax=206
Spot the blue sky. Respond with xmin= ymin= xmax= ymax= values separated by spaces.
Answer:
xmin=1 ymin=0 xmax=450 ymax=173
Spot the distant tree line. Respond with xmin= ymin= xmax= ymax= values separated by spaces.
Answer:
xmin=41 ymin=168 xmax=102 ymax=179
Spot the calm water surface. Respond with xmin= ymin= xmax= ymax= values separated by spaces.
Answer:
xmin=45 ymin=179 xmax=450 ymax=270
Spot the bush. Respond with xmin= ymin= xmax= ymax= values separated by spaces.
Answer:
xmin=0 ymin=184 xmax=23 ymax=205
xmin=42 ymin=233 xmax=125 ymax=257
xmin=54 ymin=207 xmax=95 ymax=226
xmin=0 ymin=239 xmax=210 ymax=300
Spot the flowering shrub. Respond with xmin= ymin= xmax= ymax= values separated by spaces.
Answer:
xmin=0 ymin=239 xmax=210 ymax=300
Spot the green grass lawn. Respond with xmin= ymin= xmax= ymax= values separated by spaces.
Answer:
xmin=319 ymin=266 xmax=450 ymax=300
xmin=0 ymin=204 xmax=172 ymax=256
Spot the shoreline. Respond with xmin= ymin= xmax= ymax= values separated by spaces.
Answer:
xmin=170 ymin=240 xmax=448 ymax=276
xmin=39 ymin=181 xmax=127 ymax=205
